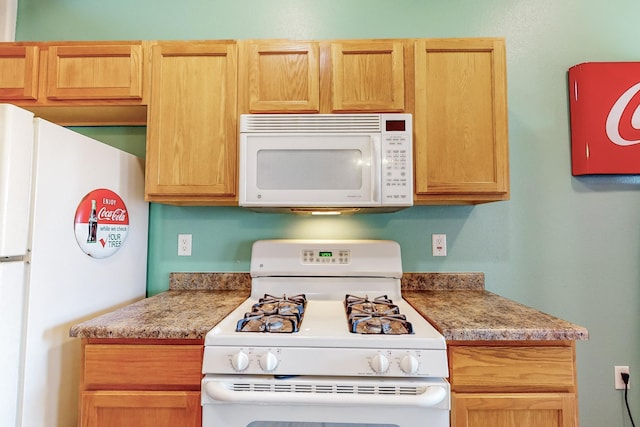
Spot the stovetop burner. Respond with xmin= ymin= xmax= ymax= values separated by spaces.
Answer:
xmin=236 ymin=294 xmax=307 ymax=333
xmin=345 ymin=294 xmax=414 ymax=335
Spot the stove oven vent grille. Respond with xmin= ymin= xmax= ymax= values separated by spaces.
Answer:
xmin=229 ymin=381 xmax=426 ymax=396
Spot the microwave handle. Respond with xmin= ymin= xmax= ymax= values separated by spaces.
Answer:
xmin=371 ymin=135 xmax=381 ymax=203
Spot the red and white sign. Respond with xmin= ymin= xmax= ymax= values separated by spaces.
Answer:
xmin=569 ymin=62 xmax=640 ymax=175
xmin=74 ymin=189 xmax=129 ymax=258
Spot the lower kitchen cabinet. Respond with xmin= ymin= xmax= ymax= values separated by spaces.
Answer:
xmin=452 ymin=392 xmax=577 ymax=427
xmin=80 ymin=391 xmax=201 ymax=427
xmin=79 ymin=339 xmax=203 ymax=427
xmin=448 ymin=342 xmax=579 ymax=427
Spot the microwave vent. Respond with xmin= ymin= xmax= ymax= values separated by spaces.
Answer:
xmin=240 ymin=114 xmax=383 ymax=133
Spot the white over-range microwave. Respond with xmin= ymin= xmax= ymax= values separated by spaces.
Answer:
xmin=239 ymin=113 xmax=413 ymax=214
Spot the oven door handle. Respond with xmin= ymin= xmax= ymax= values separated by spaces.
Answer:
xmin=204 ymin=381 xmax=447 ymax=408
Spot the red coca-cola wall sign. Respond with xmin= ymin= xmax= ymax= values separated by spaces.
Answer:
xmin=569 ymin=62 xmax=640 ymax=175
xmin=74 ymin=189 xmax=129 ymax=258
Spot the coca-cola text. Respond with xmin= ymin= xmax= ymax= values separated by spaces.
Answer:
xmin=98 ymin=207 xmax=127 ymax=222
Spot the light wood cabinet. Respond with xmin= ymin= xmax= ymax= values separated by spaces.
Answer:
xmin=145 ymin=41 xmax=238 ymax=205
xmin=238 ymin=40 xmax=320 ymax=113
xmin=0 ymin=41 xmax=148 ymax=125
xmin=0 ymin=45 xmax=39 ymax=100
xmin=79 ymin=339 xmax=202 ymax=427
xmin=238 ymin=39 xmax=408 ymax=114
xmin=80 ymin=391 xmax=201 ymax=427
xmin=329 ymin=39 xmax=406 ymax=112
xmin=453 ymin=393 xmax=577 ymax=427
xmin=46 ymin=44 xmax=144 ymax=100
xmin=414 ymin=38 xmax=509 ymax=204
xmin=449 ymin=342 xmax=578 ymax=427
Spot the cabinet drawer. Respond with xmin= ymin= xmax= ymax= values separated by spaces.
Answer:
xmin=449 ymin=345 xmax=576 ymax=393
xmin=83 ymin=344 xmax=203 ymax=390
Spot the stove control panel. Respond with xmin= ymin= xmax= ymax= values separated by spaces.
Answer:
xmin=302 ymin=249 xmax=351 ymax=265
xmin=203 ymin=347 xmax=448 ymax=378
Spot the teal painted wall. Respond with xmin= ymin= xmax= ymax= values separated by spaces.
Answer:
xmin=17 ymin=1 xmax=640 ymax=425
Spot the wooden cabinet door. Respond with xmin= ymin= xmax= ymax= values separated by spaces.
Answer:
xmin=46 ymin=43 xmax=144 ymax=100
xmin=414 ymin=38 xmax=509 ymax=203
xmin=330 ymin=40 xmax=405 ymax=112
xmin=239 ymin=40 xmax=320 ymax=113
xmin=0 ymin=45 xmax=39 ymax=100
xmin=452 ymin=392 xmax=577 ymax=427
xmin=145 ymin=41 xmax=237 ymax=204
xmin=80 ymin=391 xmax=201 ymax=427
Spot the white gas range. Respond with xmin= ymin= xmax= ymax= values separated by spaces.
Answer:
xmin=201 ymin=240 xmax=450 ymax=427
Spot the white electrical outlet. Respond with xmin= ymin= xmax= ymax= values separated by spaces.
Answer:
xmin=432 ymin=234 xmax=447 ymax=256
xmin=615 ymin=365 xmax=630 ymax=390
xmin=178 ymin=234 xmax=192 ymax=256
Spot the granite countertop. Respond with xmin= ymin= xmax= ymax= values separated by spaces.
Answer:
xmin=403 ymin=290 xmax=588 ymax=341
xmin=69 ymin=290 xmax=248 ymax=339
xmin=70 ymin=272 xmax=588 ymax=341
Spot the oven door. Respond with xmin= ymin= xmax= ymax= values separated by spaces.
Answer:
xmin=239 ymin=133 xmax=379 ymax=208
xmin=202 ymin=375 xmax=450 ymax=427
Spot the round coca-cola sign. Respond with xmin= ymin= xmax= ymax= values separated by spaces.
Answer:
xmin=74 ymin=189 xmax=130 ymax=258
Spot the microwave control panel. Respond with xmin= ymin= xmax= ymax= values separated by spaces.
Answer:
xmin=380 ymin=114 xmax=413 ymax=205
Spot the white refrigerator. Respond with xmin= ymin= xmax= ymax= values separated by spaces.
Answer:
xmin=0 ymin=104 xmax=148 ymax=427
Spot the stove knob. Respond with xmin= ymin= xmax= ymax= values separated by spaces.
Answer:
xmin=400 ymin=355 xmax=420 ymax=374
xmin=231 ymin=351 xmax=250 ymax=371
xmin=260 ymin=351 xmax=279 ymax=372
xmin=370 ymin=354 xmax=390 ymax=374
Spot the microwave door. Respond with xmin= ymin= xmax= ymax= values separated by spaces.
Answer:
xmin=241 ymin=134 xmax=376 ymax=207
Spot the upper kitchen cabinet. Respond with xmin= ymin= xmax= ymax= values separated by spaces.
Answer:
xmin=145 ymin=41 xmax=238 ymax=205
xmin=413 ymin=38 xmax=509 ymax=204
xmin=0 ymin=41 xmax=149 ymax=125
xmin=0 ymin=45 xmax=39 ymax=100
xmin=329 ymin=39 xmax=407 ymax=112
xmin=238 ymin=39 xmax=408 ymax=114
xmin=238 ymin=40 xmax=320 ymax=113
xmin=46 ymin=44 xmax=144 ymax=100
